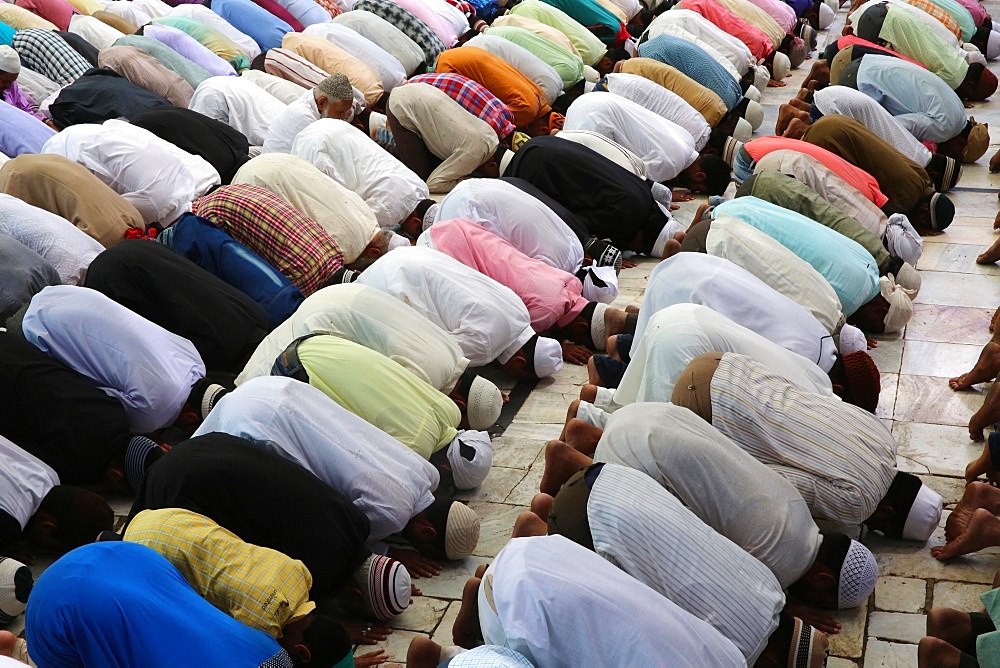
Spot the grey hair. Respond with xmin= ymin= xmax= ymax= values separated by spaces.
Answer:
xmin=315 ymin=73 xmax=354 ymax=101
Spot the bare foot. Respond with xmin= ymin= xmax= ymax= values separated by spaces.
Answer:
xmin=977 ymin=237 xmax=1000 ymax=265
xmin=529 ymin=493 xmax=554 ymax=520
xmin=802 ymin=60 xmax=830 ymax=90
xmin=692 ymin=203 xmax=710 ymax=227
xmin=564 ymin=418 xmax=604 ymax=456
xmin=662 ymin=238 xmax=682 ymax=259
xmin=512 ymin=509 xmax=549 ymax=538
xmin=559 ymin=399 xmax=582 ymax=441
xmin=990 ymin=147 xmax=1000 ymax=172
xmin=0 ymin=631 xmax=16 ymax=657
xmin=452 ymin=577 xmax=483 ymax=648
xmin=539 ymin=439 xmax=593 ymax=495
xmin=991 ymin=306 xmax=1000 ymax=333
xmin=625 ymin=305 xmax=640 ymax=315
xmin=951 ymin=340 xmax=1000 ymax=390
xmin=586 ymin=356 xmax=602 ymax=385
xmin=932 ymin=507 xmax=1000 ymax=560
xmin=767 ymin=78 xmax=787 ymax=87
xmin=969 ymin=382 xmax=1000 ymax=441
xmin=783 ymin=117 xmax=811 ymax=139
xmin=580 ymin=385 xmax=598 ymax=403
xmin=966 ymin=444 xmax=999 ymax=484
xmin=776 ymin=102 xmax=801 ymax=134
xmin=788 ymin=96 xmax=812 ymax=112
xmin=405 ymin=637 xmax=443 ymax=668
xmin=604 ymin=307 xmax=628 ymax=339
xmin=946 ymin=482 xmax=1000 ymax=541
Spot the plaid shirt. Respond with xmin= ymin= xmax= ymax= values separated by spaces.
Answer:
xmin=192 ymin=184 xmax=344 ymax=296
xmin=353 ymin=0 xmax=445 ymax=64
xmin=124 ymin=508 xmax=316 ymax=639
xmin=12 ymin=29 xmax=90 ymax=86
xmin=410 ymin=72 xmax=516 ymax=139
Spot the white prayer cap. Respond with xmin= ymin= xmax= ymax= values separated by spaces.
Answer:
xmin=583 ymin=64 xmax=600 ymax=82
xmin=651 ymin=218 xmax=684 ymax=258
xmin=743 ymin=100 xmax=764 ymax=130
xmin=533 ymin=336 xmax=563 ymax=377
xmin=590 ymin=302 xmax=609 ymax=348
xmin=452 ymin=647 xmax=534 ymax=667
xmin=448 ymin=431 xmax=493 ymax=489
xmin=584 ymin=80 xmax=597 ymax=93
xmin=837 ymin=324 xmax=866 ymax=355
xmin=0 ymin=557 xmax=31 ymax=625
xmin=771 ymin=51 xmax=791 ymax=80
xmin=580 ymin=265 xmax=618 ymax=303
xmin=732 ymin=117 xmax=753 ymax=142
xmin=422 ymin=203 xmax=439 ymax=232
xmin=988 ymin=30 xmax=1000 ymax=60
xmin=356 ymin=554 xmax=411 ymax=620
xmin=754 ymin=65 xmax=770 ymax=92
xmin=824 ymin=0 xmax=839 ymax=10
xmin=879 ymin=275 xmax=914 ymax=333
xmin=498 ymin=148 xmax=514 ymax=176
xmin=819 ymin=2 xmax=835 ymax=28
xmin=445 ymin=501 xmax=481 ymax=559
xmin=902 ymin=483 xmax=943 ymax=541
xmin=893 ymin=263 xmax=921 ymax=298
xmin=838 ymin=539 xmax=878 ymax=609
xmin=744 ymin=84 xmax=761 ymax=102
xmin=467 ymin=375 xmax=502 ymax=430
xmin=883 ymin=213 xmax=922 ymax=266
xmin=0 ymin=46 xmax=19 ymax=75
xmin=387 ymin=232 xmax=410 ymax=250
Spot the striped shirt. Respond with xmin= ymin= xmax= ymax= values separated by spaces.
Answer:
xmin=588 ymin=463 xmax=784 ymax=663
xmin=124 ymin=508 xmax=316 ymax=639
xmin=409 ymin=73 xmax=516 ymax=140
xmin=12 ymin=28 xmax=90 ymax=86
xmin=711 ymin=353 xmax=896 ymax=525
xmin=192 ymin=184 xmax=344 ymax=295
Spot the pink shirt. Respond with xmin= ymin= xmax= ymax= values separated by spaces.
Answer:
xmin=390 ymin=0 xmax=461 ymax=46
xmin=953 ymin=0 xmax=987 ymax=25
xmin=745 ymin=0 xmax=795 ymax=33
xmin=680 ymin=0 xmax=773 ymax=60
xmin=426 ymin=218 xmax=589 ymax=333
xmin=15 ymin=0 xmax=77 ymax=30
xmin=745 ymin=136 xmax=889 ymax=208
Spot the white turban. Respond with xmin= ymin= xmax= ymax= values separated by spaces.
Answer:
xmin=448 ymin=431 xmax=493 ymax=490
xmin=580 ymin=265 xmax=619 ymax=303
xmin=0 ymin=46 xmax=19 ymax=75
xmin=880 ymin=275 xmax=914 ymax=333
xmin=883 ymin=213 xmax=922 ymax=265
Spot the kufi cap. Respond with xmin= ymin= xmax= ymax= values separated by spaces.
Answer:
xmin=788 ymin=618 xmax=829 ymax=668
xmin=929 ymin=193 xmax=955 ymax=231
xmin=422 ymin=202 xmax=439 ymax=232
xmin=327 ymin=267 xmax=359 ymax=284
xmin=754 ymin=65 xmax=770 ymax=92
xmin=584 ymin=237 xmax=623 ymax=272
xmin=467 ymin=375 xmax=502 ymax=430
xmin=732 ymin=117 xmax=753 ymax=142
xmin=743 ymin=100 xmax=764 ymax=130
xmin=590 ymin=302 xmax=610 ymax=348
xmin=533 ymin=336 xmax=563 ymax=377
xmin=499 ymin=148 xmax=514 ymax=176
xmin=356 ymin=555 xmax=411 ymax=620
xmin=744 ymin=84 xmax=761 ymax=102
xmin=818 ymin=3 xmax=835 ymax=29
xmin=771 ymin=51 xmax=791 ymax=80
xmin=838 ymin=539 xmax=878 ymax=608
xmin=799 ymin=23 xmax=817 ymax=51
xmin=580 ymin=265 xmax=619 ymax=303
xmin=388 ymin=233 xmax=410 ymax=251
xmin=884 ymin=213 xmax=922 ymax=265
xmin=824 ymin=0 xmax=838 ymax=10
xmin=315 ymin=72 xmax=354 ymax=101
xmin=989 ymin=30 xmax=1000 ymax=60
xmin=445 ymin=501 xmax=481 ymax=559
xmin=125 ymin=436 xmax=162 ymax=491
xmin=0 ymin=46 xmax=20 ymax=74
xmin=448 ymin=434 xmax=493 ymax=489
xmin=840 ymin=350 xmax=880 ymax=413
xmin=893 ymin=263 xmax=921 ymax=298
xmin=902 ymin=482 xmax=943 ymax=541
xmin=963 ymin=119 xmax=990 ymax=163
xmin=510 ymin=131 xmax=530 ymax=151
xmin=0 ymin=557 xmax=32 ymax=625
xmin=651 ymin=219 xmax=684 ymax=258
xmin=929 ymin=154 xmax=961 ymax=191
xmin=788 ymin=37 xmax=807 ymax=69
xmin=880 ymin=275 xmax=914 ymax=333
xmin=200 ymin=384 xmax=228 ymax=419
xmin=583 ymin=64 xmax=600 ymax=82
xmin=837 ymin=324 xmax=866 ymax=355
xmin=452 ymin=647 xmax=534 ymax=667
xmin=722 ymin=137 xmax=744 ymax=166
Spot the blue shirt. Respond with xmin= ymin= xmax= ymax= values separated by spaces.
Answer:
xmin=714 ymin=197 xmax=880 ymax=316
xmin=0 ymin=21 xmax=14 ymax=46
xmin=0 ymin=100 xmax=55 ymax=157
xmin=637 ymin=34 xmax=743 ymax=111
xmin=26 ymin=542 xmax=293 ymax=668
xmin=211 ymin=0 xmax=292 ymax=52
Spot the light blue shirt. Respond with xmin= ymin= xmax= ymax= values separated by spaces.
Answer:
xmin=856 ymin=54 xmax=966 ymax=143
xmin=274 ymin=0 xmax=331 ymax=27
xmin=211 ymin=0 xmax=293 ymax=52
xmin=0 ymin=99 xmax=55 ymax=157
xmin=637 ymin=34 xmax=743 ymax=111
xmin=714 ymin=197 xmax=880 ymax=316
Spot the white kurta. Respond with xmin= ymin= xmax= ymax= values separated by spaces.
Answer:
xmin=262 ymin=89 xmax=320 ymax=155
xmin=594 ymin=402 xmax=823 ymax=588
xmin=68 ymin=15 xmax=124 ymax=50
xmin=240 ymin=70 xmax=309 ymax=104
xmin=292 ymin=118 xmax=430 ymax=228
xmin=707 ymin=214 xmax=846 ymax=335
xmin=639 ymin=253 xmax=837 ymax=371
xmin=303 ymin=23 xmax=407 ymax=93
xmin=564 ymin=93 xmax=698 ymax=183
xmin=98 ymin=0 xmax=153 ymax=26
xmin=615 ymin=304 xmax=833 ymax=407
xmin=330 ymin=10 xmax=426 ymax=76
xmin=0 ymin=435 xmax=58 ymax=531
xmin=435 ymin=179 xmax=584 ymax=274
xmin=551 ymin=131 xmax=647 ymax=177
xmin=0 ymin=193 xmax=103 ymax=285
xmin=588 ymin=464 xmax=784 ymax=663
xmin=465 ymin=34 xmax=563 ymax=104
xmin=21 ymin=286 xmax=205 ymax=434
xmin=194 ymin=376 xmax=440 ymax=541
xmin=484 ymin=535 xmax=746 ymax=667
xmin=604 ymin=73 xmax=711 ymax=151
xmin=711 ymin=353 xmax=896 ymax=526
xmin=648 ymin=9 xmax=756 ymax=75
xmin=356 ymin=246 xmax=535 ymax=366
xmin=168 ymin=4 xmax=262 ymax=60
xmin=40 ymin=121 xmax=207 ymax=226
xmin=236 ymin=283 xmax=469 ymax=390
xmin=232 ymin=153 xmax=378 ymax=264
xmin=189 ymin=76 xmax=288 ymax=147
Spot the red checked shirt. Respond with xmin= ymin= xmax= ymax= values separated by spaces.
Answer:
xmin=192 ymin=184 xmax=344 ymax=295
xmin=408 ymin=72 xmax=516 ymax=139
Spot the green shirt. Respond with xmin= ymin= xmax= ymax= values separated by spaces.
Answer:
xmin=510 ymin=0 xmax=607 ymax=66
xmin=486 ymin=25 xmax=584 ymax=87
xmin=880 ymin=6 xmax=968 ymax=89
xmin=152 ymin=16 xmax=251 ymax=72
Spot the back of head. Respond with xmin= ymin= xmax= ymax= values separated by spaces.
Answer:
xmin=296 ymin=614 xmax=353 ymax=668
xmin=37 ymin=485 xmax=114 ymax=551
xmin=698 ymin=154 xmax=731 ymax=196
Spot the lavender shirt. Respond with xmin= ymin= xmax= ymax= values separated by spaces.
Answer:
xmin=142 ymin=24 xmax=237 ymax=77
xmin=3 ymin=81 xmax=44 ymax=121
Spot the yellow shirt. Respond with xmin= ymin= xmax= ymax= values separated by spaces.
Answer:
xmin=282 ymin=32 xmax=384 ymax=106
xmin=124 ymin=508 xmax=316 ymax=638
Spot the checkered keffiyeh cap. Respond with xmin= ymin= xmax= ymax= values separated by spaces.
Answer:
xmin=838 ymin=539 xmax=878 ymax=609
